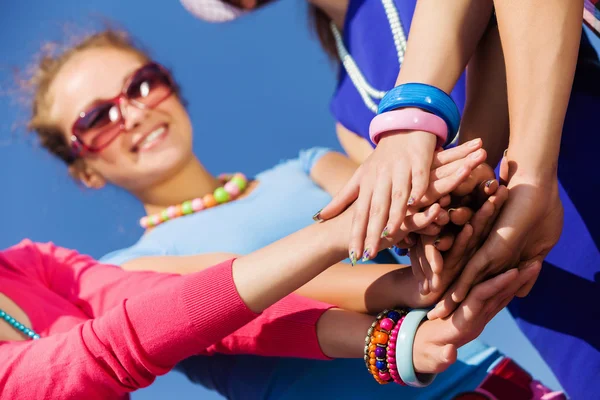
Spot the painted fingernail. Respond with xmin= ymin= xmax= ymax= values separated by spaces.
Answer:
xmin=485 ymin=179 xmax=495 ymax=188
xmin=503 ymin=149 xmax=508 ymax=158
xmin=349 ymin=250 xmax=357 ymax=266
xmin=456 ymin=166 xmax=467 ymax=176
xmin=312 ymin=209 xmax=323 ymax=222
xmin=433 ymin=238 xmax=441 ymax=248
xmin=381 ymin=227 xmax=390 ymax=238
xmin=447 ymin=208 xmax=457 ymax=217
xmin=407 ymin=197 xmax=415 ymax=206
xmin=362 ymin=249 xmax=371 ymax=262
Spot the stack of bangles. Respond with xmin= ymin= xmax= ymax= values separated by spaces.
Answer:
xmin=364 ymin=308 xmax=436 ymax=387
xmin=369 ymin=83 xmax=461 ymax=149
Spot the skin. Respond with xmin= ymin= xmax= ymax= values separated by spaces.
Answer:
xmin=46 ymin=46 xmax=490 ymax=314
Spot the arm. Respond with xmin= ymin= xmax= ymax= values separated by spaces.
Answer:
xmin=496 ymin=0 xmax=582 ymax=180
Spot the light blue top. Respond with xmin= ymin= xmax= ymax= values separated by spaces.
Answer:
xmin=102 ymin=148 xmax=499 ymax=399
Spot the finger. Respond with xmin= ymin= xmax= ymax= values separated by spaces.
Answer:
xmin=468 ymin=195 xmax=497 ymax=247
xmin=318 ymin=168 xmax=361 ymax=221
xmin=515 ymin=259 xmax=543 ymax=297
xmin=416 ymin=239 xmax=433 ymax=294
xmin=409 ymin=150 xmax=435 ymax=206
xmin=439 ymin=195 xmax=452 ymax=208
xmin=434 ymin=209 xmax=450 ymax=226
xmin=363 ymin=170 xmax=393 ymax=260
xmin=433 ymin=232 xmax=455 ymax=252
xmin=427 ymin=284 xmax=460 ymax=320
xmin=348 ymin=180 xmax=374 ymax=264
xmin=443 ymin=223 xmax=473 ymax=271
xmin=385 ymin=166 xmax=411 ymax=236
xmin=410 ymin=242 xmax=426 ymax=289
xmin=401 ymin=203 xmax=442 ymax=233
xmin=419 ymin=160 xmax=475 ymax=207
xmin=448 ymin=207 xmax=473 ymax=226
xmin=449 ymin=247 xmax=491 ymax=304
xmin=499 ymin=149 xmax=509 ymax=185
xmin=431 ymin=148 xmax=486 ymax=180
xmin=431 ymin=138 xmax=482 ymax=168
xmin=414 ymin=223 xmax=443 ymax=236
xmin=479 ymin=186 xmax=508 ymax=241
xmin=423 ymin=239 xmax=444 ymax=291
xmin=452 ymin=163 xmax=496 ymax=197
xmin=459 ymin=268 xmax=520 ymax=319
xmin=489 ymin=262 xmax=542 ymax=315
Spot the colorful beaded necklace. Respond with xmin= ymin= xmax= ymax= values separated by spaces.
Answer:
xmin=0 ymin=308 xmax=40 ymax=340
xmin=140 ymin=172 xmax=248 ymax=229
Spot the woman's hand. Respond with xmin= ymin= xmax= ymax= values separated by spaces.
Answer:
xmin=409 ymin=185 xmax=508 ymax=303
xmin=317 ymin=138 xmax=486 ymax=261
xmin=411 ymin=260 xmax=542 ymax=374
xmin=428 ymin=173 xmax=563 ymax=320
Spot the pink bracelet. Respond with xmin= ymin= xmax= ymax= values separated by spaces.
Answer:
xmin=369 ymin=108 xmax=448 ymax=148
xmin=387 ymin=315 xmax=406 ymax=385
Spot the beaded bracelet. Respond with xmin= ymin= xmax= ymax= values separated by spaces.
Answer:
xmin=364 ymin=309 xmax=407 ymax=385
xmin=387 ymin=315 xmax=406 ymax=385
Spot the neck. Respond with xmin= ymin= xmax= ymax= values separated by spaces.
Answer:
xmin=134 ymin=156 xmax=221 ymax=216
xmin=308 ymin=0 xmax=348 ymax=29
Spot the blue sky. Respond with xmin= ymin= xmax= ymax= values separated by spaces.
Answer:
xmin=1 ymin=1 xmax=598 ymax=398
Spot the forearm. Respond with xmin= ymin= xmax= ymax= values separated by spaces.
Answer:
xmin=233 ymin=218 xmax=347 ymax=312
xmin=495 ymin=0 xmax=583 ymax=180
xmin=295 ymin=262 xmax=438 ymax=314
xmin=459 ymin=22 xmax=509 ymax=168
xmin=395 ymin=0 xmax=493 ymax=90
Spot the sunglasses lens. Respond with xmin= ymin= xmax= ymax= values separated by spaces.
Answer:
xmin=126 ymin=64 xmax=173 ymax=107
xmin=73 ymin=102 xmax=122 ymax=151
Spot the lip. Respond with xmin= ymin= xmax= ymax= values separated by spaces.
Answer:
xmin=132 ymin=123 xmax=169 ymax=152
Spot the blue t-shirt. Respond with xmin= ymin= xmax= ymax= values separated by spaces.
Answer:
xmin=102 ymin=148 xmax=501 ymax=399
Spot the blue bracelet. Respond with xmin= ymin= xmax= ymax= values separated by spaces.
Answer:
xmin=377 ymin=83 xmax=460 ymax=147
xmin=396 ymin=309 xmax=437 ymax=387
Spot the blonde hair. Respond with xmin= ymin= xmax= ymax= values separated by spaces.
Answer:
xmin=23 ymin=29 xmax=151 ymax=164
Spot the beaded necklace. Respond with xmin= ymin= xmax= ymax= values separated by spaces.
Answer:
xmin=331 ymin=0 xmax=407 ymax=113
xmin=0 ymin=308 xmax=40 ymax=340
xmin=140 ymin=173 xmax=248 ymax=229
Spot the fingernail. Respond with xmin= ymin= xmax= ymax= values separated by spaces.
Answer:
xmin=418 ymin=282 xmax=424 ymax=294
xmin=312 ymin=209 xmax=323 ymax=223
xmin=468 ymin=138 xmax=480 ymax=147
xmin=407 ymin=197 xmax=415 ymax=206
xmin=456 ymin=166 xmax=467 ymax=176
xmin=485 ymin=179 xmax=495 ymax=188
xmin=433 ymin=238 xmax=441 ymax=248
xmin=405 ymin=235 xmax=415 ymax=247
xmin=349 ymin=250 xmax=357 ymax=266
xmin=428 ymin=279 xmax=433 ymax=291
xmin=503 ymin=149 xmax=508 ymax=158
xmin=381 ymin=227 xmax=390 ymax=238
xmin=362 ymin=248 xmax=371 ymax=262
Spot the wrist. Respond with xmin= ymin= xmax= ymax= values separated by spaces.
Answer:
xmin=378 ymin=129 xmax=437 ymax=149
xmin=504 ymin=149 xmax=558 ymax=187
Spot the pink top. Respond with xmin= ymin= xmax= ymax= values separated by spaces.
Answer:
xmin=0 ymin=240 xmax=333 ymax=399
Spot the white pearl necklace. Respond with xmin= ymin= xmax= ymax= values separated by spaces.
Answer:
xmin=331 ymin=0 xmax=407 ymax=113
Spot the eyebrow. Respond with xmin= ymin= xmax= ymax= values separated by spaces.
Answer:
xmin=76 ymin=68 xmax=136 ymax=117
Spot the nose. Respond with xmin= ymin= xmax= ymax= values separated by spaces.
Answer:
xmin=120 ymin=99 xmax=149 ymax=131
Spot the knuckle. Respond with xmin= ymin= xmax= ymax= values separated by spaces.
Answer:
xmin=369 ymin=204 xmax=384 ymax=218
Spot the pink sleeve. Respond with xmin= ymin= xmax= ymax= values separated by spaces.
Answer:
xmin=0 ymin=242 xmax=332 ymax=398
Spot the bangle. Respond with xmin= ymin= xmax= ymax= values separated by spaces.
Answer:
xmin=377 ymin=83 xmax=460 ymax=147
xmin=369 ymin=108 xmax=448 ymax=148
xmin=396 ymin=309 xmax=437 ymax=387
